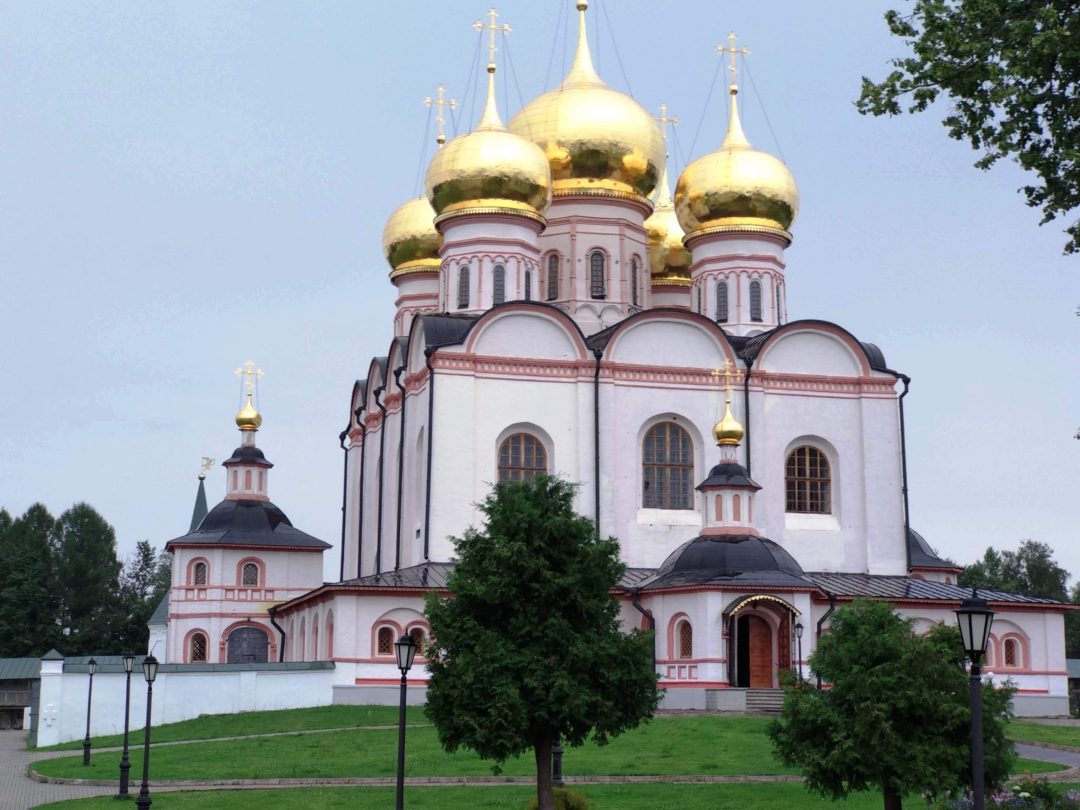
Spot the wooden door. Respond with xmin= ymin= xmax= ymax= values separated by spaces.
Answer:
xmin=227 ymin=627 xmax=269 ymax=663
xmin=747 ymin=615 xmax=772 ymax=688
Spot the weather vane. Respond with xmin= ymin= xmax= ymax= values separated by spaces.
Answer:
xmin=199 ymin=457 xmax=215 ymax=480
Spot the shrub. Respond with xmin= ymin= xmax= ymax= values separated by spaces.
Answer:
xmin=936 ymin=775 xmax=1080 ymax=809
xmin=524 ymin=787 xmax=590 ymax=810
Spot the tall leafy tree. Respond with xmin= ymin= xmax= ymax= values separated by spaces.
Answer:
xmin=425 ymin=477 xmax=659 ymax=810
xmin=51 ymin=503 xmax=123 ymax=655
xmin=959 ymin=540 xmax=1069 ymax=600
xmin=857 ymin=1 xmax=1080 ymax=253
xmin=769 ymin=599 xmax=1014 ymax=810
xmin=116 ymin=541 xmax=171 ymax=652
xmin=0 ymin=504 xmax=60 ymax=656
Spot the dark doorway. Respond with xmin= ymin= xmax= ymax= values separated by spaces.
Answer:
xmin=735 ymin=614 xmax=773 ymax=687
xmin=227 ymin=627 xmax=269 ymax=663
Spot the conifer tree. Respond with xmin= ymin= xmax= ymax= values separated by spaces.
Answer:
xmin=52 ymin=503 xmax=122 ymax=655
xmin=0 ymin=504 xmax=60 ymax=656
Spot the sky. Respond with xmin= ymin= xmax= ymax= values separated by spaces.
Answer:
xmin=1 ymin=1 xmax=1076 ymax=584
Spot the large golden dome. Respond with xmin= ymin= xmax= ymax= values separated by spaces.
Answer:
xmin=674 ymin=91 xmax=798 ymax=239
xmin=508 ymin=2 xmax=664 ymax=201
xmin=382 ymin=197 xmax=441 ymax=278
xmin=645 ymin=167 xmax=691 ymax=285
xmin=425 ymin=65 xmax=551 ymax=220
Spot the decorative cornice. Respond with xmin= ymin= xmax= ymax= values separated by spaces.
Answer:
xmin=435 ymin=206 xmax=546 ymax=229
xmin=684 ymin=222 xmax=792 ymax=248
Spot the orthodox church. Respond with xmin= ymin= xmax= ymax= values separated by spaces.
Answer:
xmin=155 ymin=3 xmax=1068 ymax=715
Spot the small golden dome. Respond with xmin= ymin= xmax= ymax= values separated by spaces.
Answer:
xmin=382 ymin=197 xmax=442 ymax=278
xmin=508 ymin=3 xmax=664 ymax=201
xmin=674 ymin=89 xmax=798 ymax=239
xmin=425 ymin=65 xmax=551 ymax=219
xmin=713 ymin=399 xmax=744 ymax=446
xmin=235 ymin=393 xmax=262 ymax=432
xmin=644 ymin=167 xmax=691 ymax=285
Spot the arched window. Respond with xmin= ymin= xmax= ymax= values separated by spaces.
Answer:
xmin=716 ymin=280 xmax=729 ymax=323
xmin=190 ymin=632 xmax=208 ymax=663
xmin=642 ymin=422 xmax=693 ymax=510
xmin=524 ymin=269 xmax=532 ymax=301
xmin=242 ymin=562 xmax=259 ymax=586
xmin=326 ymin=612 xmax=334 ymax=659
xmin=1004 ymin=638 xmax=1018 ymax=667
xmin=631 ymin=257 xmax=639 ymax=307
xmin=546 ymin=254 xmax=559 ymax=300
xmin=192 ymin=561 xmax=207 ymax=586
xmin=590 ymin=251 xmax=606 ymax=299
xmin=750 ymin=279 xmax=763 ymax=322
xmin=776 ymin=284 xmax=783 ymax=324
xmin=498 ymin=433 xmax=548 ymax=482
xmin=492 ymin=264 xmax=506 ymax=305
xmin=677 ymin=620 xmax=693 ymax=659
xmin=298 ymin=618 xmax=306 ymax=662
xmin=696 ymin=285 xmax=703 ymax=314
xmin=785 ymin=446 xmax=831 ymax=513
xmin=457 ymin=265 xmax=470 ymax=309
xmin=313 ymin=612 xmax=320 ymax=660
xmin=377 ymin=626 xmax=394 ymax=656
xmin=409 ymin=626 xmax=427 ymax=656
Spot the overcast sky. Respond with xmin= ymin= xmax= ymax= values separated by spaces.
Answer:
xmin=2 ymin=1 xmax=1076 ymax=584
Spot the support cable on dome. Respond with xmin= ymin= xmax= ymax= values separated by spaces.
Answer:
xmin=454 ymin=30 xmax=484 ymax=138
xmin=412 ymin=101 xmax=434 ymax=198
xmin=596 ymin=0 xmax=635 ymax=98
xmin=542 ymin=0 xmax=567 ymax=93
xmin=502 ymin=30 xmax=528 ymax=117
xmin=687 ymin=55 xmax=724 ymax=159
xmin=743 ymin=59 xmax=787 ymax=163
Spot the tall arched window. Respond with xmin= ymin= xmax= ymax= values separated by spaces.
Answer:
xmin=776 ymin=284 xmax=783 ymax=324
xmin=190 ymin=632 xmax=208 ymax=663
xmin=241 ymin=562 xmax=259 ymax=586
xmin=313 ymin=612 xmax=320 ymax=660
xmin=457 ymin=265 xmax=470 ymax=309
xmin=785 ymin=446 xmax=831 ymax=513
xmin=590 ymin=251 xmax=606 ymax=299
xmin=298 ymin=618 xmax=307 ymax=662
xmin=377 ymin=626 xmax=394 ymax=656
xmin=750 ymin=279 xmax=763 ymax=322
xmin=696 ymin=285 xmax=703 ymax=313
xmin=498 ymin=433 xmax=548 ymax=482
xmin=678 ymin=620 xmax=693 ymax=658
xmin=326 ymin=612 xmax=334 ymax=659
xmin=642 ymin=422 xmax=693 ymax=509
xmin=716 ymin=280 xmax=729 ymax=323
xmin=631 ymin=257 xmax=639 ymax=306
xmin=192 ymin=561 xmax=207 ymax=586
xmin=409 ymin=626 xmax=427 ymax=656
xmin=524 ymin=269 xmax=532 ymax=301
xmin=547 ymin=254 xmax=559 ymax=300
xmin=492 ymin=264 xmax=506 ymax=305
xmin=1004 ymin=638 xmax=1019 ymax=667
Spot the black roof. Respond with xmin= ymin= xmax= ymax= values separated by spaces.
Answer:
xmin=907 ymin=528 xmax=960 ymax=571
xmin=419 ymin=313 xmax=478 ymax=349
xmin=697 ymin=461 xmax=760 ymax=490
xmin=336 ymin=562 xmax=454 ymax=589
xmin=167 ymin=499 xmax=330 ymax=550
xmin=222 ymin=445 xmax=273 ymax=468
xmin=640 ymin=534 xmax=809 ymax=590
xmin=803 ymin=572 xmax=1064 ymax=605
xmin=739 ymin=320 xmax=892 ymax=373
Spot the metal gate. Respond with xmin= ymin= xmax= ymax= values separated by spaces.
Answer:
xmin=226 ymin=627 xmax=269 ymax=664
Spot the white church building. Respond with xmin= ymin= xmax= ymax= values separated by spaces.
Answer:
xmin=150 ymin=2 xmax=1068 ymax=717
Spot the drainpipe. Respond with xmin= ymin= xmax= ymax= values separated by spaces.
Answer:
xmin=629 ymin=588 xmax=656 ymax=677
xmin=742 ymin=356 xmax=754 ymax=477
xmin=423 ymin=349 xmax=438 ymax=561
xmin=374 ymin=385 xmax=388 ymax=574
xmin=393 ymin=365 xmax=408 ymax=571
xmin=815 ymin=591 xmax=836 ymax=689
xmin=592 ymin=348 xmax=603 ymax=530
xmin=355 ymin=408 xmax=366 ymax=580
xmin=337 ymin=429 xmax=349 ymax=583
xmin=268 ymin=605 xmax=286 ymax=663
xmin=897 ymin=374 xmax=912 ymax=571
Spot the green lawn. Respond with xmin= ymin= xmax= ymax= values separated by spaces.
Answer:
xmin=33 ymin=782 xmax=941 ymax=810
xmin=1009 ymin=721 xmax=1080 ymax=748
xmin=36 ymin=704 xmax=427 ymax=751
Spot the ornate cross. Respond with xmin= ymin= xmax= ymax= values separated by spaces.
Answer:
xmin=235 ymin=360 xmax=264 ymax=394
xmin=655 ymin=103 xmax=679 ymax=144
xmin=711 ymin=359 xmax=744 ymax=400
xmin=473 ymin=7 xmax=511 ymax=67
xmin=716 ymin=31 xmax=750 ymax=92
xmin=424 ymin=84 xmax=458 ymax=146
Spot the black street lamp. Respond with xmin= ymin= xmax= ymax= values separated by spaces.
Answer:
xmin=135 ymin=655 xmax=159 ymax=810
xmin=956 ymin=589 xmax=994 ymax=810
xmin=82 ymin=658 xmax=97 ymax=766
xmin=394 ymin=634 xmax=418 ymax=810
xmin=118 ymin=652 xmax=136 ymax=797
xmin=794 ymin=622 xmax=804 ymax=681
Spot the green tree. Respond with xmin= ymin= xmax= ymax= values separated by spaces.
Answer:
xmin=769 ymin=599 xmax=1014 ymax=810
xmin=959 ymin=540 xmax=1069 ymax=600
xmin=116 ymin=541 xmax=171 ymax=652
xmin=51 ymin=503 xmax=123 ymax=655
xmin=0 ymin=504 xmax=60 ymax=656
xmin=425 ymin=477 xmax=659 ymax=810
xmin=857 ymin=1 xmax=1080 ymax=253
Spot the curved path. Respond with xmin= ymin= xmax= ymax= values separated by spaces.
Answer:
xmin=5 ymin=729 xmax=1080 ymax=809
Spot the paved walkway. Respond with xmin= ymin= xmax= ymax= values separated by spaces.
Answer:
xmin=0 ymin=731 xmax=119 ymax=810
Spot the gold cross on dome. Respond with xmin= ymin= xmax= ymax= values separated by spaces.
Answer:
xmin=473 ymin=8 xmax=511 ymax=68
xmin=235 ymin=360 xmax=264 ymax=394
xmin=716 ymin=31 xmax=750 ymax=93
xmin=655 ymin=103 xmax=679 ymax=144
xmin=424 ymin=84 xmax=458 ymax=146
xmin=711 ymin=360 xmax=744 ymax=400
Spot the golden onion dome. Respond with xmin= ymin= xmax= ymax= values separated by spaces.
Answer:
xmin=712 ymin=399 xmax=744 ymax=446
xmin=508 ymin=2 xmax=664 ymax=201
xmin=382 ymin=197 xmax=441 ymax=279
xmin=674 ymin=87 xmax=798 ymax=240
xmin=644 ymin=167 xmax=691 ymax=285
xmin=235 ymin=393 xmax=262 ymax=432
xmin=425 ymin=64 xmax=551 ymax=220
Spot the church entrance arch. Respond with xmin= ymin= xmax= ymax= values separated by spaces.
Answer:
xmin=226 ymin=626 xmax=269 ymax=664
xmin=726 ymin=595 xmax=799 ymax=688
